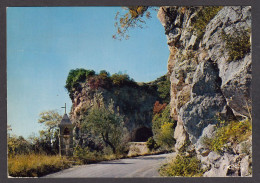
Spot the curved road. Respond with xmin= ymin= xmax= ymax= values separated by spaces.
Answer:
xmin=44 ymin=153 xmax=176 ymax=178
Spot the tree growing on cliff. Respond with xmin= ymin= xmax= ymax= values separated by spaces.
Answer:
xmin=113 ymin=6 xmax=154 ymax=40
xmin=65 ymin=68 xmax=95 ymax=99
xmin=82 ymin=100 xmax=126 ymax=154
xmin=156 ymin=75 xmax=171 ymax=103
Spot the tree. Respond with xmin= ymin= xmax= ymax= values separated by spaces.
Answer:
xmin=38 ymin=110 xmax=62 ymax=154
xmin=8 ymin=135 xmax=31 ymax=156
xmin=65 ymin=68 xmax=96 ymax=99
xmin=113 ymin=6 xmax=155 ymax=40
xmin=82 ymin=100 xmax=126 ymax=154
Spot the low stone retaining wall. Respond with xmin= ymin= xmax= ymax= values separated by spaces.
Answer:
xmin=127 ymin=142 xmax=149 ymax=157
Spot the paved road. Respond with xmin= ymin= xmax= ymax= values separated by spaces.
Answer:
xmin=44 ymin=153 xmax=176 ymax=178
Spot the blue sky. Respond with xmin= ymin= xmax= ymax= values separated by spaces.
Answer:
xmin=7 ymin=7 xmax=169 ymax=138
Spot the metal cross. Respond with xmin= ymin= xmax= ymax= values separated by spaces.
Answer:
xmin=61 ymin=103 xmax=66 ymax=114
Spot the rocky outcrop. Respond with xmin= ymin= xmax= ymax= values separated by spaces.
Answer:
xmin=158 ymin=5 xmax=251 ymax=146
xmin=201 ymin=152 xmax=252 ymax=177
xmin=158 ymin=6 xmax=252 ymax=176
xmin=196 ymin=125 xmax=252 ymax=177
xmin=70 ymin=81 xmax=159 ymax=142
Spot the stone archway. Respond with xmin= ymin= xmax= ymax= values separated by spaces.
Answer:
xmin=133 ymin=127 xmax=153 ymax=142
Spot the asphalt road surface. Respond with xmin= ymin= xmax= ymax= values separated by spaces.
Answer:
xmin=44 ymin=153 xmax=176 ymax=178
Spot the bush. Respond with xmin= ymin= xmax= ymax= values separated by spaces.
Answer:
xmin=110 ymin=72 xmax=136 ymax=86
xmin=88 ymin=75 xmax=111 ymax=90
xmin=202 ymin=119 xmax=252 ymax=153
xmin=157 ymin=76 xmax=171 ymax=103
xmin=65 ymin=69 xmax=138 ymax=98
xmin=146 ymin=75 xmax=171 ymax=103
xmin=159 ymin=154 xmax=204 ymax=177
xmin=153 ymin=101 xmax=167 ymax=114
xmin=221 ymin=28 xmax=251 ymax=61
xmin=8 ymin=154 xmax=71 ymax=177
xmin=65 ymin=68 xmax=95 ymax=98
xmin=8 ymin=136 xmax=31 ymax=156
xmin=192 ymin=6 xmax=223 ymax=38
xmin=158 ymin=122 xmax=176 ymax=147
xmin=73 ymin=146 xmax=123 ymax=164
xmin=146 ymin=137 xmax=159 ymax=151
xmin=73 ymin=146 xmax=102 ymax=164
xmin=99 ymin=70 xmax=110 ymax=78
xmin=152 ymin=104 xmax=176 ymax=148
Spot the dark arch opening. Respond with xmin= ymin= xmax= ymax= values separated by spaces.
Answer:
xmin=133 ymin=127 xmax=153 ymax=142
xmin=64 ymin=127 xmax=70 ymax=135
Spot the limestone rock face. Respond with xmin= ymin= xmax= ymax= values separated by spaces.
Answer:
xmin=202 ymin=6 xmax=252 ymax=118
xmin=158 ymin=6 xmax=252 ymax=177
xmin=180 ymin=60 xmax=231 ymax=143
xmin=158 ymin=5 xmax=251 ymax=148
xmin=201 ymin=150 xmax=252 ymax=177
xmin=70 ymin=83 xmax=159 ymax=142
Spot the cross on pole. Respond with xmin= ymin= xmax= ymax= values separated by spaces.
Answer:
xmin=61 ymin=103 xmax=66 ymax=114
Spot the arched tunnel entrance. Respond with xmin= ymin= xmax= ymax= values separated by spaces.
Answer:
xmin=133 ymin=127 xmax=153 ymax=142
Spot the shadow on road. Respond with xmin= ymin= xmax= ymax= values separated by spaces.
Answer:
xmin=98 ymin=162 xmax=133 ymax=165
xmin=134 ymin=157 xmax=166 ymax=160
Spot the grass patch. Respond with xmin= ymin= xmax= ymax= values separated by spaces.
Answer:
xmin=159 ymin=154 xmax=204 ymax=177
xmin=8 ymin=154 xmax=71 ymax=177
xmin=8 ymin=151 xmax=124 ymax=177
xmin=202 ymin=119 xmax=252 ymax=153
xmin=73 ymin=146 xmax=125 ymax=165
xmin=221 ymin=28 xmax=251 ymax=61
xmin=192 ymin=6 xmax=223 ymax=38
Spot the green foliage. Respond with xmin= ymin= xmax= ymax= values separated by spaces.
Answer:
xmin=65 ymin=69 xmax=138 ymax=97
xmin=202 ymin=119 xmax=252 ymax=154
xmin=178 ymin=140 xmax=192 ymax=153
xmin=159 ymin=122 xmax=176 ymax=147
xmin=113 ymin=6 xmax=154 ymax=40
xmin=240 ymin=141 xmax=251 ymax=155
xmin=159 ymin=154 xmax=204 ymax=177
xmin=73 ymin=146 xmax=101 ymax=164
xmin=8 ymin=136 xmax=31 ymax=156
xmin=192 ymin=6 xmax=223 ymax=38
xmin=99 ymin=70 xmax=110 ymax=78
xmin=8 ymin=126 xmax=60 ymax=156
xmin=82 ymin=100 xmax=126 ymax=154
xmin=152 ymin=104 xmax=176 ymax=148
xmin=145 ymin=74 xmax=171 ymax=103
xmin=65 ymin=68 xmax=95 ymax=98
xmin=8 ymin=154 xmax=70 ymax=177
xmin=221 ymin=28 xmax=251 ymax=61
xmin=73 ymin=145 xmax=125 ymax=165
xmin=110 ymin=72 xmax=135 ymax=86
xmin=38 ymin=110 xmax=62 ymax=130
xmin=146 ymin=137 xmax=159 ymax=151
xmin=157 ymin=76 xmax=171 ymax=103
xmin=37 ymin=110 xmax=62 ymax=154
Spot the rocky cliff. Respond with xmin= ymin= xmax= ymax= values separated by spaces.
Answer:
xmin=158 ymin=6 xmax=252 ymax=177
xmin=69 ymin=74 xmax=169 ymax=142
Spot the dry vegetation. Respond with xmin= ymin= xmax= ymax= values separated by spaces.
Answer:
xmin=8 ymin=154 xmax=71 ymax=177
